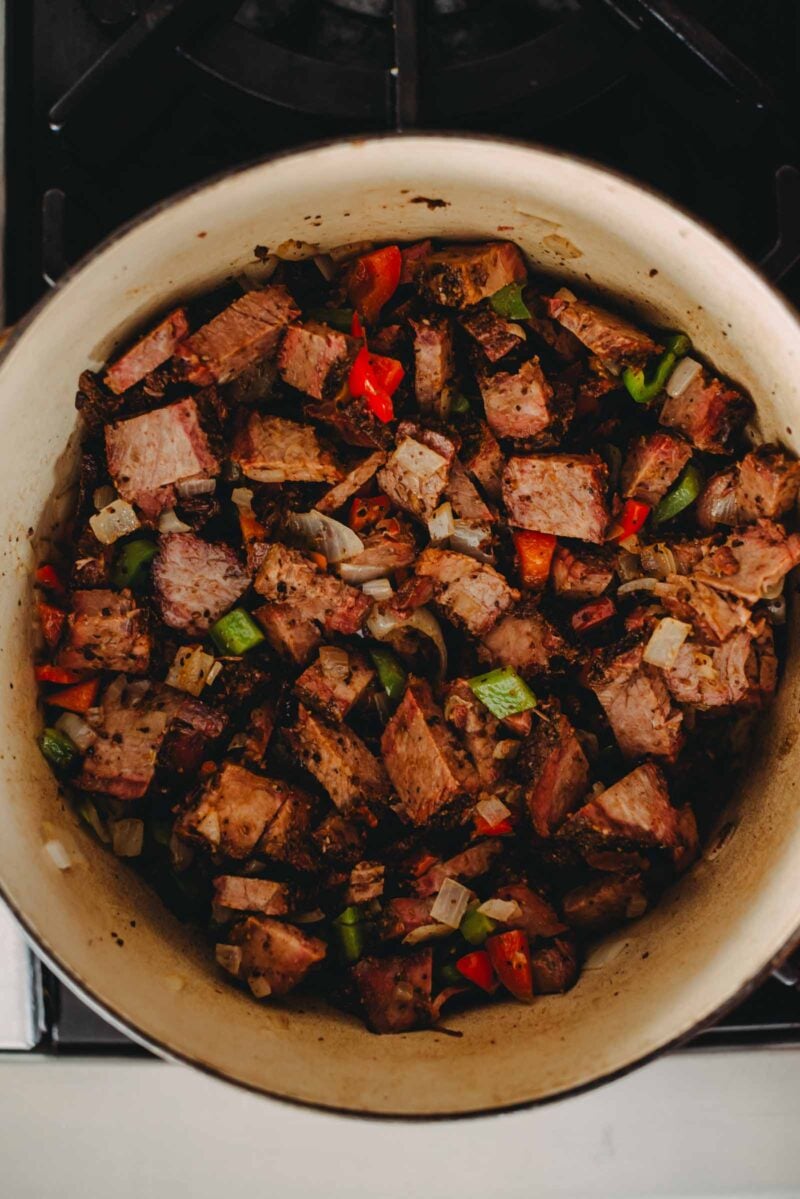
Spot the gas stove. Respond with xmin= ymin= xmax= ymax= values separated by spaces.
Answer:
xmin=2 ymin=0 xmax=800 ymax=1054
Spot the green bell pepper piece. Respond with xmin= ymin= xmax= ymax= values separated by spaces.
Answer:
xmin=369 ymin=646 xmax=407 ymax=703
xmin=460 ymin=907 xmax=497 ymax=946
xmin=333 ymin=905 xmax=365 ymax=963
xmin=209 ymin=608 xmax=265 ymax=655
xmin=112 ymin=539 xmax=157 ymax=591
xmin=39 ymin=727 xmax=77 ymax=771
xmin=307 ymin=307 xmax=355 ymax=333
xmin=467 ymin=667 xmax=537 ymax=720
xmin=489 ymin=282 xmax=531 ymax=320
xmin=653 ymin=463 xmax=704 ymax=524
xmin=622 ymin=331 xmax=692 ymax=405
xmin=438 ymin=961 xmax=464 ymax=987
xmin=449 ymin=393 xmax=471 ymax=416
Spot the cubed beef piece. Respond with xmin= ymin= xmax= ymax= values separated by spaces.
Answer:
xmin=496 ymin=883 xmax=567 ymax=938
xmin=563 ymin=874 xmax=648 ymax=932
xmin=287 ymin=705 xmax=389 ymax=815
xmin=479 ymin=358 xmax=557 ymax=441
xmin=353 ymin=948 xmax=433 ymax=1033
xmin=104 ymin=307 xmax=190 ymax=395
xmin=409 ymin=316 xmax=455 ymax=411
xmin=479 ymin=599 xmax=572 ymax=676
xmin=699 ymin=445 xmax=800 ymax=529
xmin=105 ymin=397 xmax=219 ymax=517
xmin=212 ymin=876 xmax=290 ymax=917
xmin=294 ymin=649 xmax=374 ymax=722
xmin=58 ymin=588 xmax=150 ymax=674
xmin=225 ymin=700 xmax=275 ymax=769
xmin=254 ymin=603 xmax=321 ymax=666
xmin=692 ymin=519 xmax=800 ymax=603
xmin=670 ymin=536 xmax=715 ymax=574
xmin=659 ymin=369 xmax=752 ymax=454
xmin=175 ymin=763 xmax=290 ymax=858
xmin=315 ymin=450 xmax=388 ymax=514
xmin=381 ymin=678 xmax=480 ymax=827
xmin=531 ymin=939 xmax=579 ymax=994
xmin=399 ymin=239 xmax=432 ymax=284
xmin=311 ymin=811 xmax=365 ymax=866
xmin=545 ymin=297 xmax=660 ymax=371
xmin=377 ymin=436 xmax=451 ymax=522
xmin=385 ymin=574 xmax=435 ymax=617
xmin=219 ymin=917 xmax=325 ymax=997
xmin=443 ymin=679 xmax=504 ymax=788
xmin=381 ymin=897 xmax=435 ymax=940
xmin=158 ymin=694 xmax=228 ymax=777
xmin=461 ymin=307 xmax=526 ymax=363
xmin=586 ymin=640 xmax=684 ymax=761
xmin=518 ymin=707 xmax=590 ymax=836
xmin=277 ymin=320 xmax=359 ymax=400
xmin=152 ymin=533 xmax=250 ymax=635
xmin=254 ymin=544 xmax=371 ymax=636
xmin=395 ymin=421 xmax=458 ymax=465
xmin=232 ymin=413 xmax=341 ymax=484
xmin=258 ymin=788 xmax=317 ymax=871
xmin=447 ymin=459 xmax=494 ymax=522
xmin=525 ymin=306 xmax=583 ymax=361
xmin=339 ymin=519 xmax=417 ymax=578
xmin=563 ymin=762 xmax=677 ymax=852
xmin=503 ymin=453 xmax=609 ymax=543
xmin=346 ymin=860 xmax=385 ymax=904
xmin=415 ymin=548 xmax=518 ymax=637
xmin=76 ymin=682 xmax=180 ymax=800
xmin=175 ymin=286 xmax=300 ymax=385
xmin=463 ymin=422 xmax=505 ymax=501
xmin=655 ymin=574 xmax=750 ymax=644
xmin=551 ymin=543 xmax=615 ymax=601
xmin=419 ymin=242 xmax=526 ymax=309
xmin=664 ymin=621 xmax=777 ymax=711
xmin=621 ymin=432 xmax=693 ymax=505
xmin=415 ymin=839 xmax=503 ymax=898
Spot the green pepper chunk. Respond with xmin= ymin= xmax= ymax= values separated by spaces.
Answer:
xmin=39 ymin=727 xmax=77 ymax=771
xmin=334 ymin=905 xmax=365 ymax=963
xmin=653 ymin=463 xmax=704 ymax=524
xmin=438 ymin=961 xmax=464 ymax=987
xmin=622 ymin=331 xmax=692 ymax=405
xmin=112 ymin=539 xmax=157 ymax=591
xmin=209 ymin=608 xmax=265 ymax=655
xmin=450 ymin=393 xmax=471 ymax=416
xmin=467 ymin=667 xmax=537 ymax=720
xmin=489 ymin=282 xmax=531 ymax=320
xmin=306 ymin=307 xmax=355 ymax=333
xmin=460 ymin=907 xmax=497 ymax=946
xmin=368 ymin=646 xmax=407 ymax=703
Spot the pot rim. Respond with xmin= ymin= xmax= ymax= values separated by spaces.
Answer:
xmin=3 ymin=130 xmax=800 ymax=1119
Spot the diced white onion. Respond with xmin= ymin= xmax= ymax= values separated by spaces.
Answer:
xmin=328 ymin=240 xmax=374 ymax=264
xmin=206 ymin=660 xmax=223 ymax=686
xmin=665 ymin=355 xmax=702 ymax=398
xmin=215 ymin=944 xmax=242 ymax=975
xmin=554 ymin=287 xmax=577 ymax=302
xmin=430 ymin=877 xmax=472 ymax=928
xmin=231 ymin=487 xmax=255 ymax=511
xmin=287 ymin=509 xmax=364 ymax=564
xmin=93 ymin=485 xmax=116 ymax=510
xmin=617 ymin=548 xmax=643 ymax=583
xmin=450 ymin=519 xmax=494 ymax=563
xmin=89 ymin=500 xmax=140 ymax=545
xmin=176 ymin=476 xmax=217 ymax=498
xmin=319 ymin=645 xmax=350 ymax=679
xmin=361 ymin=577 xmax=393 ymax=601
xmin=643 ymin=617 xmax=692 ymax=669
xmin=158 ymin=508 xmax=192 ymax=534
xmin=111 ymin=818 xmax=144 ymax=858
xmin=253 ymin=469 xmax=286 ymax=484
xmin=617 ymin=576 xmax=659 ymax=596
xmin=427 ymin=501 xmax=454 ymax=546
xmin=248 ymin=976 xmax=272 ymax=999
xmin=367 ymin=604 xmax=447 ymax=678
xmin=639 ymin=543 xmax=677 ymax=579
xmin=313 ymin=253 xmax=336 ymax=281
xmin=476 ymin=796 xmax=512 ymax=826
xmin=166 ymin=645 xmax=216 ymax=697
xmin=43 ymin=839 xmax=71 ymax=870
xmin=338 ymin=561 xmax=391 ymax=584
xmin=55 ymin=711 xmax=96 ymax=752
xmin=78 ymin=798 xmax=109 ymax=843
xmin=402 ymin=922 xmax=455 ymax=945
xmin=478 ymin=898 xmax=522 ymax=924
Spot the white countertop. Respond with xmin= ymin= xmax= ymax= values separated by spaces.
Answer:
xmin=1 ymin=1049 xmax=799 ymax=1198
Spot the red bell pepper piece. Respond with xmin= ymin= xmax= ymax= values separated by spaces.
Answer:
xmin=38 ymin=602 xmax=66 ymax=648
xmin=456 ymin=950 xmax=499 ymax=994
xmin=348 ymin=245 xmax=402 ymax=325
xmin=349 ymin=494 xmax=391 ymax=533
xmin=513 ymin=530 xmax=556 ymax=588
xmin=35 ymin=664 xmax=82 ymax=685
xmin=474 ymin=813 xmax=514 ymax=838
xmin=348 ymin=347 xmax=401 ymax=424
xmin=571 ymin=596 xmax=616 ymax=635
xmin=368 ymin=353 xmax=404 ymax=397
xmin=351 ymin=312 xmax=365 ymax=339
xmin=35 ymin=564 xmax=66 ymax=594
xmin=486 ymin=930 xmax=534 ymax=1001
xmin=49 ymin=677 xmax=100 ymax=713
xmin=609 ymin=498 xmax=651 ymax=542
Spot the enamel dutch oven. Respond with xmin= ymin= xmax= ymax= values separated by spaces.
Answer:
xmin=2 ymin=136 xmax=800 ymax=1117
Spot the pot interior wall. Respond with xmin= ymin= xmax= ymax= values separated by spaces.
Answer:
xmin=1 ymin=138 xmax=800 ymax=1115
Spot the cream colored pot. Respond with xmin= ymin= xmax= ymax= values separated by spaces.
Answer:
xmin=1 ymin=135 xmax=799 ymax=1117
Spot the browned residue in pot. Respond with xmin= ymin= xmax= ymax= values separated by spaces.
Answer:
xmin=409 ymin=196 xmax=450 ymax=210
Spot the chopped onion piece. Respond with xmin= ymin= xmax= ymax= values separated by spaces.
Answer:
xmin=166 ymin=645 xmax=216 ymax=696
xmin=367 ymin=604 xmax=447 ymax=678
xmin=362 ymin=577 xmax=393 ymax=601
xmin=254 ymin=468 xmax=286 ymax=483
xmin=176 ymin=476 xmax=216 ymax=498
xmin=493 ymin=739 xmax=519 ymax=760
xmin=554 ymin=286 xmax=577 ymax=302
xmin=338 ymin=561 xmax=391 ymax=584
xmin=231 ymin=487 xmax=255 ymax=511
xmin=328 ymin=240 xmax=374 ymax=264
xmin=640 ymin=542 xmax=677 ymax=579
xmin=430 ymin=877 xmax=472 ymax=928
xmin=476 ymin=796 xmax=512 ymax=827
xmin=319 ymin=645 xmax=350 ymax=679
xmin=158 ymin=507 xmax=192 ymax=534
xmin=43 ymin=839 xmax=71 ymax=870
xmin=427 ymin=501 xmax=454 ymax=546
xmin=450 ymin=520 xmax=494 ymax=563
xmin=287 ymin=509 xmax=364 ymax=563
xmin=206 ymin=660 xmax=223 ymax=686
xmin=111 ymin=818 xmax=144 ymax=858
xmin=665 ymin=355 xmax=702 ymax=398
xmin=89 ymin=499 xmax=140 ymax=545
xmin=93 ymin=485 xmax=116 ymax=510
xmin=643 ymin=617 xmax=691 ymax=669
xmin=248 ymin=976 xmax=272 ymax=999
xmin=55 ymin=711 xmax=96 ymax=752
xmin=393 ymin=437 xmax=447 ymax=481
xmin=402 ymin=922 xmax=455 ymax=945
xmin=313 ymin=253 xmax=335 ymax=281
xmin=78 ymin=798 xmax=109 ymax=843
xmin=215 ymin=944 xmax=242 ymax=975
xmin=617 ymin=576 xmax=659 ymax=596
xmin=617 ymin=548 xmax=643 ymax=583
xmin=478 ymin=898 xmax=522 ymax=924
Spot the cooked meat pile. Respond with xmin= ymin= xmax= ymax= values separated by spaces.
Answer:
xmin=34 ymin=239 xmax=799 ymax=1033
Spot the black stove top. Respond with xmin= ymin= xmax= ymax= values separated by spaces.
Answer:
xmin=7 ymin=0 xmax=800 ymax=1052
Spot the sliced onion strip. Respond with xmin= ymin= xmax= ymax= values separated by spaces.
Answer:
xmin=427 ymin=501 xmax=454 ymax=546
xmin=617 ymin=576 xmax=659 ymax=596
xmin=89 ymin=500 xmax=140 ymax=545
xmin=665 ymin=356 xmax=702 ymax=398
xmin=287 ymin=509 xmax=364 ymax=563
xmin=361 ymin=577 xmax=393 ymax=601
xmin=476 ymin=796 xmax=511 ymax=826
xmin=478 ymin=898 xmax=522 ymax=924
